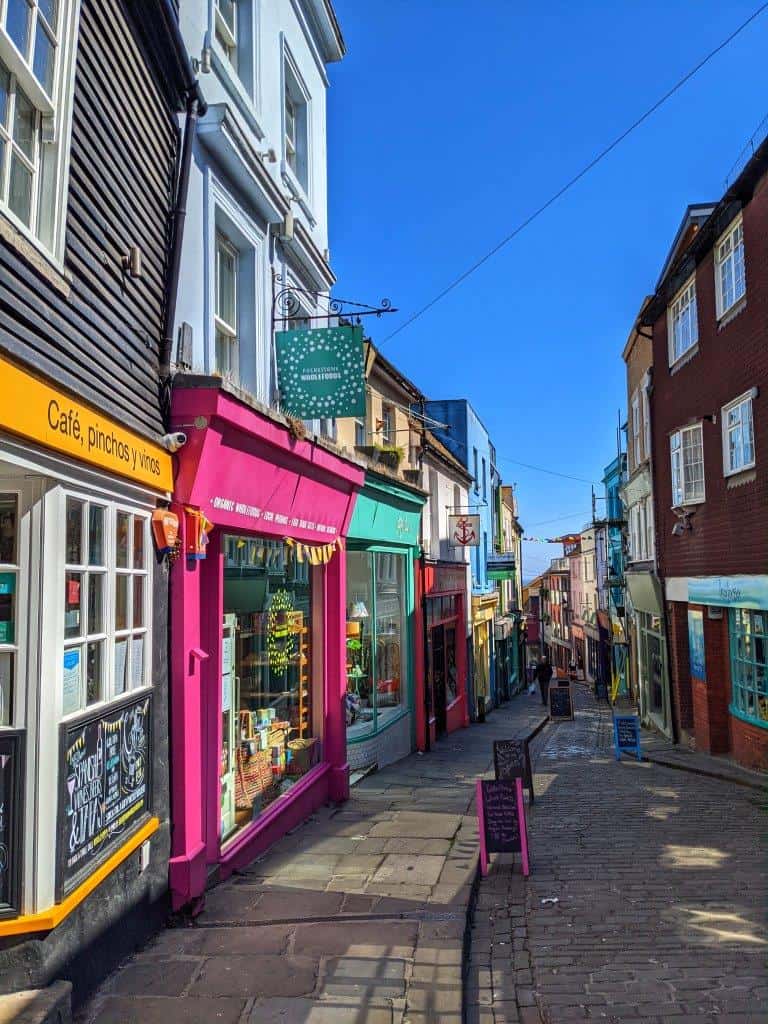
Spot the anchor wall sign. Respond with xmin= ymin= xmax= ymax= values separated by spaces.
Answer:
xmin=448 ymin=514 xmax=481 ymax=548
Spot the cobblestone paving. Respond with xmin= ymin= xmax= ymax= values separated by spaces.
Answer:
xmin=467 ymin=688 xmax=768 ymax=1024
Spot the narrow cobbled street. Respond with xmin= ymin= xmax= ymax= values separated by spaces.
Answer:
xmin=78 ymin=689 xmax=765 ymax=1024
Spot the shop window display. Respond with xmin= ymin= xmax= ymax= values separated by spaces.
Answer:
xmin=221 ymin=536 xmax=318 ymax=842
xmin=345 ymin=550 xmax=406 ymax=739
xmin=729 ymin=608 xmax=768 ymax=725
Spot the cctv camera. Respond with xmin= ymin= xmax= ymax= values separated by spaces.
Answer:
xmin=671 ymin=522 xmax=685 ymax=537
xmin=161 ymin=432 xmax=187 ymax=453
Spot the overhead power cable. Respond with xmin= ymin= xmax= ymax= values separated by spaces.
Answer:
xmin=526 ymin=511 xmax=592 ymax=527
xmin=381 ymin=2 xmax=768 ymax=345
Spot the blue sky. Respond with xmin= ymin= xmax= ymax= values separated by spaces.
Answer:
xmin=326 ymin=1 xmax=768 ymax=581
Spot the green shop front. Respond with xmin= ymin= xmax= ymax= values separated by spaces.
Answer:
xmin=345 ymin=474 xmax=425 ymax=771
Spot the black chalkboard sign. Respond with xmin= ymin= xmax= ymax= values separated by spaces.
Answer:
xmin=549 ymin=684 xmax=574 ymax=720
xmin=494 ymin=737 xmax=535 ymax=803
xmin=0 ymin=732 xmax=23 ymax=918
xmin=494 ymin=739 xmax=526 ymax=780
xmin=480 ymin=780 xmax=521 ymax=853
xmin=57 ymin=693 xmax=152 ymax=898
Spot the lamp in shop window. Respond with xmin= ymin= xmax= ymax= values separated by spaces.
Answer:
xmin=349 ymin=600 xmax=369 ymax=620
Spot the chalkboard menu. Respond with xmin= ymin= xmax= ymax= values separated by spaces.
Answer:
xmin=549 ymin=684 xmax=574 ymax=720
xmin=0 ymin=733 xmax=23 ymax=918
xmin=480 ymin=780 xmax=521 ymax=853
xmin=493 ymin=739 xmax=525 ymax=780
xmin=57 ymin=693 xmax=152 ymax=898
xmin=613 ymin=714 xmax=642 ymax=762
xmin=477 ymin=777 xmax=530 ymax=877
xmin=494 ymin=737 xmax=535 ymax=803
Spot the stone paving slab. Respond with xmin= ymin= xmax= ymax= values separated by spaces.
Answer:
xmin=78 ymin=697 xmax=549 ymax=1024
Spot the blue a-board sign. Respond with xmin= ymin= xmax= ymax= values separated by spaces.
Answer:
xmin=613 ymin=714 xmax=642 ymax=762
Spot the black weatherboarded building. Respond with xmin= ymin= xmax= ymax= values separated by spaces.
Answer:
xmin=0 ymin=0 xmax=201 ymax=1007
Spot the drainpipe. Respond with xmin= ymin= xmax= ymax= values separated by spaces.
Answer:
xmin=158 ymin=0 xmax=208 ymax=391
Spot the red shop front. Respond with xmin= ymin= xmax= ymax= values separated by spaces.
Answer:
xmin=416 ymin=560 xmax=470 ymax=749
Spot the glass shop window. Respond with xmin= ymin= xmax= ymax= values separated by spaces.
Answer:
xmin=62 ymin=498 xmax=150 ymax=716
xmin=221 ymin=536 xmax=316 ymax=842
xmin=0 ymin=493 xmax=18 ymax=725
xmin=345 ymin=550 xmax=407 ymax=739
xmin=729 ymin=608 xmax=768 ymax=726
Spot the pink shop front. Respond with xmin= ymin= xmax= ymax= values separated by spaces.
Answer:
xmin=168 ymin=382 xmax=364 ymax=910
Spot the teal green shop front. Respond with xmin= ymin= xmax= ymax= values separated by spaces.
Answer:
xmin=344 ymin=474 xmax=425 ymax=771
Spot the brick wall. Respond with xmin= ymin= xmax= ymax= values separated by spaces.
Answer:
xmin=730 ymin=716 xmax=768 ymax=770
xmin=651 ymin=170 xmax=768 ymax=580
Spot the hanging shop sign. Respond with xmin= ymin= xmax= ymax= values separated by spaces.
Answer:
xmin=0 ymin=733 xmax=23 ymax=919
xmin=476 ymin=778 xmax=529 ymax=877
xmin=57 ymin=693 xmax=152 ymax=899
xmin=449 ymin=515 xmax=480 ymax=548
xmin=487 ymin=557 xmax=516 ymax=581
xmin=687 ymin=609 xmax=706 ymax=681
xmin=687 ymin=576 xmax=768 ymax=610
xmin=0 ymin=355 xmax=172 ymax=491
xmin=275 ymin=325 xmax=366 ymax=419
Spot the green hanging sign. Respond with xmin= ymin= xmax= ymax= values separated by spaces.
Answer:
xmin=276 ymin=325 xmax=366 ymax=419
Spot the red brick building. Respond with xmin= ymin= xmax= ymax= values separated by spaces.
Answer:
xmin=642 ymin=138 xmax=768 ymax=770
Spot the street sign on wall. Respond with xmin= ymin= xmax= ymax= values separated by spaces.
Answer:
xmin=449 ymin=514 xmax=480 ymax=547
xmin=275 ymin=325 xmax=366 ymax=419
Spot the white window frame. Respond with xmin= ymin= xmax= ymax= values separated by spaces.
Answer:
xmin=381 ymin=404 xmax=394 ymax=445
xmin=61 ymin=494 xmax=151 ymax=720
xmin=714 ymin=215 xmax=746 ymax=320
xmin=670 ymin=423 xmax=705 ymax=507
xmin=631 ymin=391 xmax=641 ymax=469
xmin=214 ymin=231 xmax=239 ymax=382
xmin=721 ymin=391 xmax=755 ymax=477
xmin=641 ymin=380 xmax=651 ymax=461
xmin=667 ymin=275 xmax=699 ymax=366
xmin=0 ymin=0 xmax=79 ymax=261
xmin=281 ymin=45 xmax=310 ymax=197
xmin=354 ymin=416 xmax=366 ymax=447
xmin=215 ymin=0 xmax=237 ymax=61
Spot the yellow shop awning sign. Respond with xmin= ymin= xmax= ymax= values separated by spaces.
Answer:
xmin=1 ymin=356 xmax=173 ymax=492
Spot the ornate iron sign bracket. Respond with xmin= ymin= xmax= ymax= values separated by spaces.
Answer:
xmin=272 ymin=275 xmax=396 ymax=327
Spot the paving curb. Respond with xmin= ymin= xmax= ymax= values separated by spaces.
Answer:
xmin=640 ymin=751 xmax=766 ymax=791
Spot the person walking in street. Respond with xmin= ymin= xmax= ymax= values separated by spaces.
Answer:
xmin=535 ymin=656 xmax=553 ymax=706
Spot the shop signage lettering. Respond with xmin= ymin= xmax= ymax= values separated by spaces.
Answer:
xmin=276 ymin=325 xmax=366 ymax=419
xmin=57 ymin=694 xmax=152 ymax=898
xmin=0 ymin=733 xmax=23 ymax=917
xmin=0 ymin=354 xmax=172 ymax=491
xmin=687 ymin=576 xmax=768 ymax=610
xmin=211 ymin=496 xmax=338 ymax=536
xmin=425 ymin=566 xmax=467 ymax=595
